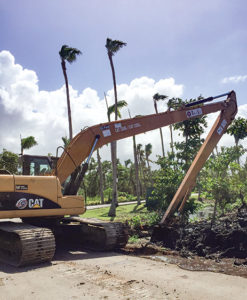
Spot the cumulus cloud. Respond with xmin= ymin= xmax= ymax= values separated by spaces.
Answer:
xmin=0 ymin=50 xmax=184 ymax=163
xmin=1 ymin=50 xmax=246 ymax=166
xmin=221 ymin=75 xmax=247 ymax=84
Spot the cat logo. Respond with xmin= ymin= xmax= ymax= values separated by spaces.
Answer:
xmin=16 ymin=198 xmax=28 ymax=210
xmin=28 ymin=198 xmax=44 ymax=209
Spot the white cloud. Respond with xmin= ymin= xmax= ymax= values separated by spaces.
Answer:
xmin=0 ymin=50 xmax=183 ymax=163
xmin=1 ymin=50 xmax=246 ymax=168
xmin=221 ymin=75 xmax=247 ymax=84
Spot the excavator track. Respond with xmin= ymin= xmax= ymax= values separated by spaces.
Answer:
xmin=58 ymin=217 xmax=129 ymax=251
xmin=0 ymin=222 xmax=55 ymax=267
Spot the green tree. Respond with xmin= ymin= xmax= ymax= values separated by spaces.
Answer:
xmin=61 ymin=136 xmax=70 ymax=148
xmin=59 ymin=45 xmax=82 ymax=141
xmin=145 ymin=143 xmax=152 ymax=170
xmin=0 ymin=149 xmax=19 ymax=174
xmin=227 ymin=117 xmax=247 ymax=147
xmin=21 ymin=136 xmax=38 ymax=155
xmin=227 ymin=117 xmax=247 ymax=164
xmin=173 ymin=97 xmax=207 ymax=171
xmin=147 ymin=154 xmax=183 ymax=211
xmin=201 ymin=147 xmax=244 ymax=226
xmin=153 ymin=93 xmax=168 ymax=156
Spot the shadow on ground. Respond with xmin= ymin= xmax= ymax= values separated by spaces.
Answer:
xmin=0 ymin=238 xmax=122 ymax=274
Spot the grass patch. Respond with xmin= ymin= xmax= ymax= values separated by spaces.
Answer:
xmin=128 ymin=235 xmax=139 ymax=244
xmin=83 ymin=196 xmax=139 ymax=206
xmin=83 ymin=203 xmax=147 ymax=222
xmin=82 ymin=203 xmax=161 ymax=229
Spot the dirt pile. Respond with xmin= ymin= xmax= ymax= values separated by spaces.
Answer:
xmin=151 ymin=206 xmax=247 ymax=260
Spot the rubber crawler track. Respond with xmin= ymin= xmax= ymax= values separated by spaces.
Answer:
xmin=0 ymin=222 xmax=55 ymax=267
xmin=61 ymin=217 xmax=129 ymax=250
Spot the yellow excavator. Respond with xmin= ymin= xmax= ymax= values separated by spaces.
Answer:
xmin=0 ymin=91 xmax=237 ymax=267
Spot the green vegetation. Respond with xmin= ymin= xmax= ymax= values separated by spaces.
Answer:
xmin=0 ymin=149 xmax=19 ymax=173
xmin=83 ymin=203 xmax=160 ymax=229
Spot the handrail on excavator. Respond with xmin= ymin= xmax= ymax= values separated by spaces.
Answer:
xmin=185 ymin=91 xmax=231 ymax=107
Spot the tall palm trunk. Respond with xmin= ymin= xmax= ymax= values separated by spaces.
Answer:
xmin=169 ymin=124 xmax=174 ymax=156
xmin=235 ymin=138 xmax=240 ymax=164
xmin=133 ymin=135 xmax=141 ymax=205
xmin=154 ymin=102 xmax=165 ymax=157
xmin=108 ymin=55 xmax=118 ymax=122
xmin=97 ymin=149 xmax=104 ymax=204
xmin=108 ymin=55 xmax=118 ymax=217
xmin=128 ymin=110 xmax=141 ymax=204
xmin=145 ymin=153 xmax=153 ymax=186
xmin=105 ymin=92 xmax=118 ymax=216
xmin=61 ymin=60 xmax=73 ymax=141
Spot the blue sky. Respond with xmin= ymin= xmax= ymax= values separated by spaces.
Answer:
xmin=0 ymin=0 xmax=247 ymax=159
xmin=1 ymin=0 xmax=246 ymax=102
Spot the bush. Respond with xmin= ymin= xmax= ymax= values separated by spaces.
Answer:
xmin=146 ymin=156 xmax=183 ymax=211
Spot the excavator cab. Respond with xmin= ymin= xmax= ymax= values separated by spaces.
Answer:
xmin=20 ymin=155 xmax=58 ymax=176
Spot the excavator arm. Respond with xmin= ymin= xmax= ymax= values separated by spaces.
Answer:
xmin=54 ymin=91 xmax=237 ymax=191
xmin=160 ymin=90 xmax=237 ymax=223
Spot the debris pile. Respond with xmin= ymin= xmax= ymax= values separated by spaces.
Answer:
xmin=151 ymin=206 xmax=247 ymax=259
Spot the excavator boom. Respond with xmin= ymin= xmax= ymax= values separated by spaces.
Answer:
xmin=55 ymin=91 xmax=237 ymax=188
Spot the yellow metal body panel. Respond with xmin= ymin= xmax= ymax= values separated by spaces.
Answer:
xmin=0 ymin=175 xmax=85 ymax=219
xmin=0 ymin=175 xmax=14 ymax=191
xmin=14 ymin=175 xmax=59 ymax=201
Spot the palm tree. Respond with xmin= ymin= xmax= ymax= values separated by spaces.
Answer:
xmin=61 ymin=136 xmax=70 ymax=148
xmin=145 ymin=143 xmax=152 ymax=170
xmin=137 ymin=143 xmax=146 ymax=196
xmin=153 ymin=93 xmax=168 ymax=157
xmin=105 ymin=38 xmax=127 ymax=217
xmin=107 ymin=100 xmax=127 ymax=120
xmin=59 ymin=45 xmax=82 ymax=141
xmin=107 ymin=100 xmax=127 ymax=215
xmin=96 ymin=149 xmax=104 ymax=204
xmin=21 ymin=136 xmax=38 ymax=155
xmin=167 ymin=98 xmax=175 ymax=156
xmin=127 ymin=109 xmax=141 ymax=205
xmin=124 ymin=159 xmax=132 ymax=168
xmin=227 ymin=117 xmax=247 ymax=164
xmin=133 ymin=135 xmax=141 ymax=204
xmin=227 ymin=117 xmax=247 ymax=147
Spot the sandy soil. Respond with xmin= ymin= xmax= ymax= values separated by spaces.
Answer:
xmin=0 ymin=246 xmax=247 ymax=300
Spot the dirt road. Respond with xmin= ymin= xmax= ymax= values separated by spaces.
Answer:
xmin=0 ymin=246 xmax=246 ymax=300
